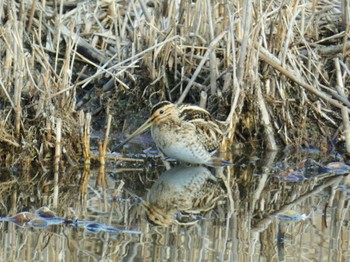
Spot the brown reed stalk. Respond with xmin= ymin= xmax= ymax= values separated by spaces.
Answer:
xmin=96 ymin=114 xmax=112 ymax=188
xmin=199 ymin=91 xmax=208 ymax=109
xmin=257 ymin=82 xmax=278 ymax=150
xmin=99 ymin=114 xmax=112 ymax=167
xmin=60 ymin=22 xmax=74 ymax=109
xmin=237 ymin=0 xmax=252 ymax=84
xmin=335 ymin=58 xmax=350 ymax=152
xmin=97 ymin=141 xmax=106 ymax=189
xmin=206 ymin=0 xmax=217 ymax=95
xmin=11 ymin=17 xmax=25 ymax=138
xmin=53 ymin=118 xmax=62 ymax=208
xmin=223 ymin=4 xmax=240 ymax=149
xmin=341 ymin=0 xmax=350 ymax=58
xmin=79 ymin=165 xmax=91 ymax=213
xmin=27 ymin=0 xmax=37 ymax=32
xmin=80 ymin=112 xmax=91 ymax=166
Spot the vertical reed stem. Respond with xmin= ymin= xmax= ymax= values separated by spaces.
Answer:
xmin=13 ymin=20 xmax=24 ymax=138
xmin=341 ymin=107 xmax=350 ymax=153
xmin=97 ymin=114 xmax=112 ymax=188
xmin=79 ymin=166 xmax=91 ymax=215
xmin=80 ymin=112 xmax=91 ymax=166
xmin=53 ymin=118 xmax=62 ymax=208
xmin=103 ymin=114 xmax=113 ymax=155
xmin=237 ymin=0 xmax=252 ymax=83
xmin=27 ymin=0 xmax=37 ymax=32
xmin=257 ymin=83 xmax=278 ymax=150
xmin=199 ymin=91 xmax=208 ymax=109
xmin=334 ymin=58 xmax=350 ymax=152
xmin=206 ymin=0 xmax=217 ymax=95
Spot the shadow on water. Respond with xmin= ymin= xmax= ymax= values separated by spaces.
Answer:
xmin=0 ymin=147 xmax=350 ymax=261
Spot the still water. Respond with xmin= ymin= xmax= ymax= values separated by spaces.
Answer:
xmin=0 ymin=146 xmax=349 ymax=261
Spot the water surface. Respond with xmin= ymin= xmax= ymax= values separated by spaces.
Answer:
xmin=0 ymin=147 xmax=349 ymax=261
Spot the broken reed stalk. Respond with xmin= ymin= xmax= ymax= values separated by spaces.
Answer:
xmin=341 ymin=0 xmax=350 ymax=57
xmin=26 ymin=0 xmax=37 ymax=32
xmin=199 ymin=91 xmax=208 ymax=109
xmin=252 ymin=150 xmax=278 ymax=208
xmin=102 ymin=114 xmax=112 ymax=157
xmin=80 ymin=112 xmax=91 ymax=167
xmin=79 ymin=166 xmax=91 ymax=212
xmin=13 ymin=22 xmax=24 ymax=138
xmin=237 ymin=0 xmax=252 ymax=83
xmin=112 ymin=180 xmax=125 ymax=200
xmin=97 ymin=141 xmax=106 ymax=189
xmin=206 ymin=0 xmax=217 ymax=95
xmin=334 ymin=193 xmax=349 ymax=244
xmin=54 ymin=0 xmax=64 ymax=74
xmin=335 ymin=58 xmax=350 ymax=152
xmin=60 ymin=21 xmax=74 ymax=109
xmin=257 ymin=83 xmax=278 ymax=150
xmin=223 ymin=7 xmax=240 ymax=150
xmin=53 ymin=118 xmax=62 ymax=208
xmin=334 ymin=58 xmax=347 ymax=100
xmin=97 ymin=114 xmax=112 ymax=188
xmin=341 ymin=0 xmax=350 ymax=30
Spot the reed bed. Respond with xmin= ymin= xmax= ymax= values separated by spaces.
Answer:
xmin=0 ymin=0 xmax=349 ymax=168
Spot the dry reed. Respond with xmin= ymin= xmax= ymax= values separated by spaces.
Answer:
xmin=0 ymin=0 xmax=348 ymax=169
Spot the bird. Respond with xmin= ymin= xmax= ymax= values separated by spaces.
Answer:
xmin=117 ymin=101 xmax=227 ymax=164
xmin=144 ymin=166 xmax=225 ymax=226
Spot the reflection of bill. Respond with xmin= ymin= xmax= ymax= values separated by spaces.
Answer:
xmin=144 ymin=166 xmax=225 ymax=226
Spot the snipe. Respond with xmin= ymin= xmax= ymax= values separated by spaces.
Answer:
xmin=144 ymin=166 xmax=225 ymax=226
xmin=118 ymin=101 xmax=226 ymax=164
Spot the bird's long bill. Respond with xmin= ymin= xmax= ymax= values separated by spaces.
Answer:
xmin=116 ymin=117 xmax=154 ymax=149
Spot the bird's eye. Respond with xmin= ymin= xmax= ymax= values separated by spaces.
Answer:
xmin=159 ymin=110 xmax=164 ymax=114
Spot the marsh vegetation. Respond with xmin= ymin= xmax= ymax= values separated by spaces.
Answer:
xmin=0 ymin=0 xmax=349 ymax=261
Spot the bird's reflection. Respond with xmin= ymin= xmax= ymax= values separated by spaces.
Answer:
xmin=144 ymin=165 xmax=225 ymax=226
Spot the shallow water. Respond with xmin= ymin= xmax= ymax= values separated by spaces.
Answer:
xmin=0 ymin=146 xmax=350 ymax=262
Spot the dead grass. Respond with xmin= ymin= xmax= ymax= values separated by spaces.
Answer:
xmin=0 ymin=0 xmax=349 ymax=168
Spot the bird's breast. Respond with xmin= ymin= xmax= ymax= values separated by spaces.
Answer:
xmin=150 ymin=123 xmax=212 ymax=164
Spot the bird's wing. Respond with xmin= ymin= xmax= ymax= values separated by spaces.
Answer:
xmin=178 ymin=105 xmax=214 ymax=122
xmin=179 ymin=105 xmax=224 ymax=153
xmin=191 ymin=119 xmax=223 ymax=153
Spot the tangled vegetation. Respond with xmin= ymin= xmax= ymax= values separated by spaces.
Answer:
xmin=0 ymin=0 xmax=349 ymax=169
